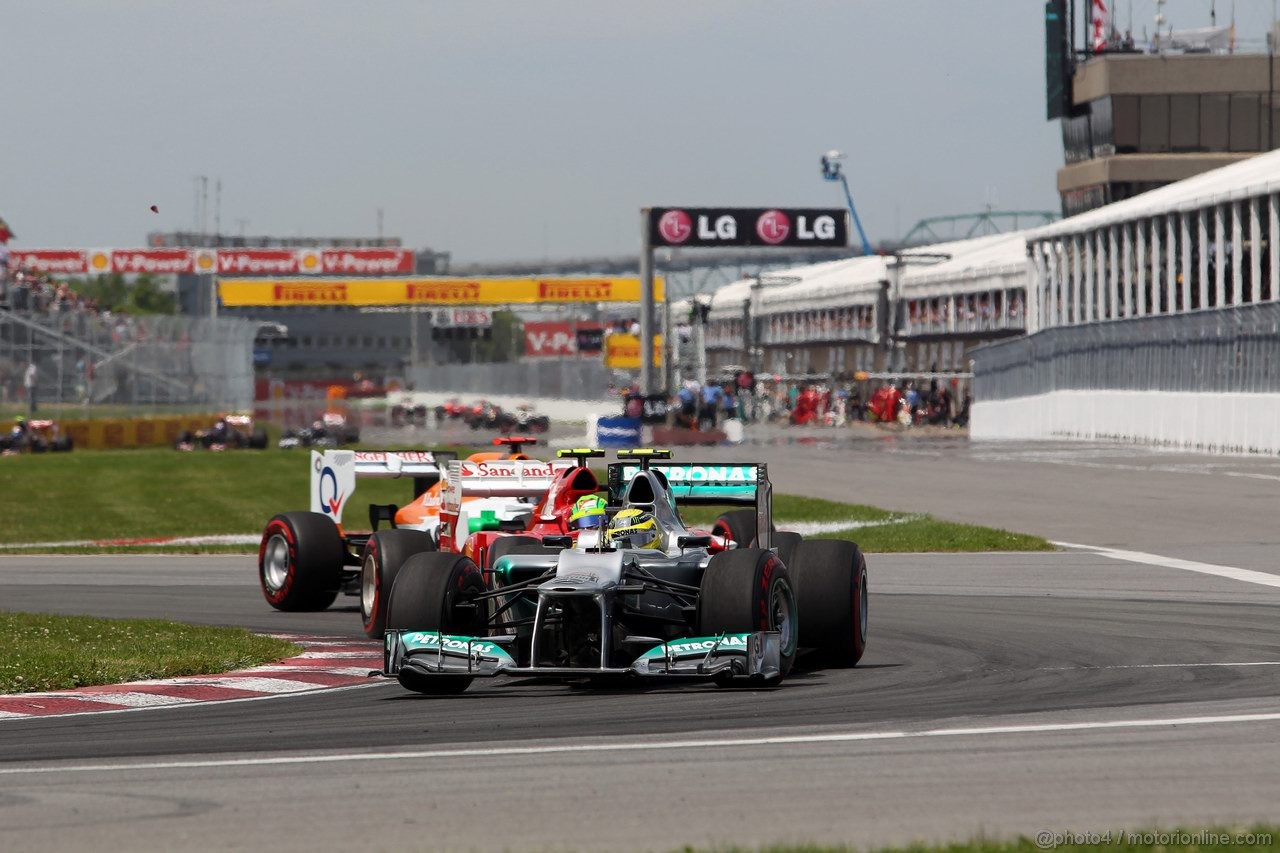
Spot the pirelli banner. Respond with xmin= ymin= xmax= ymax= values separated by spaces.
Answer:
xmin=217 ymin=276 xmax=665 ymax=307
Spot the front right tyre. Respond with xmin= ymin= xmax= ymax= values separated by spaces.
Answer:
xmin=789 ymin=539 xmax=867 ymax=667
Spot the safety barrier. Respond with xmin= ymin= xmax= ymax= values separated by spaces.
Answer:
xmin=971 ymin=302 xmax=1280 ymax=454
xmin=4 ymin=414 xmax=224 ymax=450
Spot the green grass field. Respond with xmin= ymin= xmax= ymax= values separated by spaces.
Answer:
xmin=0 ymin=448 xmax=1051 ymax=553
xmin=0 ymin=612 xmax=299 ymax=694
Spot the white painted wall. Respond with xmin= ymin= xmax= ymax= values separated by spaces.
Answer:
xmin=972 ymin=390 xmax=1280 ymax=455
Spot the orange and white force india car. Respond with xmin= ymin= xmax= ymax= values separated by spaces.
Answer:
xmin=258 ymin=439 xmax=578 ymax=637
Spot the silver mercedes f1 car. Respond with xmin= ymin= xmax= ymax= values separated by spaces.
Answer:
xmin=381 ymin=449 xmax=868 ymax=694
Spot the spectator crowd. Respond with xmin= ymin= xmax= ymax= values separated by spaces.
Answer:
xmin=0 ymin=260 xmax=155 ymax=347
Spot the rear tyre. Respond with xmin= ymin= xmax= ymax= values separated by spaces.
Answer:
xmin=259 ymin=512 xmax=346 ymax=611
xmin=772 ymin=531 xmax=802 ymax=572
xmin=386 ymin=552 xmax=487 ymax=694
xmin=360 ymin=529 xmax=436 ymax=638
xmin=789 ymin=539 xmax=867 ymax=667
xmin=698 ymin=548 xmax=797 ymax=678
xmin=249 ymin=427 xmax=269 ymax=449
xmin=712 ymin=509 xmax=757 ymax=549
xmin=52 ymin=435 xmax=73 ymax=452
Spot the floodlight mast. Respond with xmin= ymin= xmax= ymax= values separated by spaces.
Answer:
xmin=820 ymin=151 xmax=874 ymax=256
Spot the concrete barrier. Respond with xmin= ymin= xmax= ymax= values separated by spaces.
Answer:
xmin=972 ymin=391 xmax=1280 ymax=455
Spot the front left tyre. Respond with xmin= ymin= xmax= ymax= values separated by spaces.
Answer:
xmin=699 ymin=548 xmax=797 ymax=678
xmin=259 ymin=512 xmax=346 ymax=611
xmin=386 ymin=552 xmax=488 ymax=695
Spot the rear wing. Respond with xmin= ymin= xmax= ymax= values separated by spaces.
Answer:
xmin=442 ymin=458 xmax=573 ymax=511
xmin=608 ymin=461 xmax=773 ymax=549
xmin=310 ymin=449 xmax=453 ymax=525
xmin=608 ymin=462 xmax=765 ymax=504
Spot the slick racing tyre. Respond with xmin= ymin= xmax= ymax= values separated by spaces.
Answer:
xmin=712 ymin=509 xmax=777 ymax=549
xmin=772 ymin=531 xmax=802 ymax=572
xmin=789 ymin=539 xmax=867 ymax=667
xmin=699 ymin=548 xmax=797 ymax=678
xmin=712 ymin=509 xmax=756 ymax=549
xmin=259 ymin=512 xmax=346 ymax=611
xmin=386 ymin=553 xmax=487 ymax=695
xmin=249 ymin=427 xmax=269 ymax=449
xmin=361 ymin=529 xmax=437 ymax=639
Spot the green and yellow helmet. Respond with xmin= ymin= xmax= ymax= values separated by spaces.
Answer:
xmin=570 ymin=495 xmax=607 ymax=530
xmin=607 ymin=507 xmax=661 ymax=549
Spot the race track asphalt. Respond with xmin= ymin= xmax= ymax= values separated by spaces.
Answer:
xmin=1 ymin=438 xmax=1279 ymax=851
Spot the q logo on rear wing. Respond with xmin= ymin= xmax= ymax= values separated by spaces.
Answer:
xmin=311 ymin=450 xmax=357 ymax=522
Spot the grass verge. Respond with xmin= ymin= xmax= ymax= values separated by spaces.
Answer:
xmin=683 ymin=497 xmax=1053 ymax=553
xmin=0 ymin=447 xmax=465 ymax=544
xmin=677 ymin=826 xmax=1280 ymax=851
xmin=0 ymin=612 xmax=300 ymax=694
xmin=0 ymin=449 xmax=1051 ymax=554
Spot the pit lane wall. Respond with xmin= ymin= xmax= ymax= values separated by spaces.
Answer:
xmin=5 ymin=414 xmax=223 ymax=450
xmin=970 ymin=303 xmax=1280 ymax=455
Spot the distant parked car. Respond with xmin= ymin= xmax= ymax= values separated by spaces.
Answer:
xmin=174 ymin=414 xmax=268 ymax=451
xmin=278 ymin=412 xmax=360 ymax=449
xmin=1 ymin=418 xmax=73 ymax=454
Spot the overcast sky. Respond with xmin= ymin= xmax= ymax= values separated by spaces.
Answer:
xmin=3 ymin=0 xmax=1275 ymax=263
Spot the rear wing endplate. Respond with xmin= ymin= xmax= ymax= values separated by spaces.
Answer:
xmin=309 ymin=450 xmax=452 ymax=525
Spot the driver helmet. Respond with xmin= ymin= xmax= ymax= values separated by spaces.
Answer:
xmin=607 ymin=507 xmax=661 ymax=550
xmin=569 ymin=495 xmax=607 ymax=530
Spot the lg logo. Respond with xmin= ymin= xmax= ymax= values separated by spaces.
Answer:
xmin=653 ymin=208 xmax=842 ymax=246
xmin=756 ymin=210 xmax=791 ymax=245
xmin=658 ymin=209 xmax=737 ymax=244
xmin=657 ymin=210 xmax=693 ymax=244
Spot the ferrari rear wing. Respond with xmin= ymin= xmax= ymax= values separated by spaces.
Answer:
xmin=310 ymin=449 xmax=454 ymax=525
xmin=442 ymin=458 xmax=573 ymax=511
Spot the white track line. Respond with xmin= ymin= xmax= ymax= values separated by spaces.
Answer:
xmin=5 ymin=709 xmax=1280 ymax=776
xmin=1053 ymin=541 xmax=1280 ymax=589
xmin=1040 ymin=661 xmax=1280 ymax=672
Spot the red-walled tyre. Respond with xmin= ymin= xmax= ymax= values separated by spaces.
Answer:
xmin=386 ymin=552 xmax=488 ymax=695
xmin=259 ymin=512 xmax=346 ymax=611
xmin=360 ymin=529 xmax=436 ymax=638
xmin=789 ymin=539 xmax=867 ymax=667
xmin=699 ymin=548 xmax=797 ymax=678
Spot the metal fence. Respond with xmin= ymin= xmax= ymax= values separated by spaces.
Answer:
xmin=409 ymin=358 xmax=615 ymax=400
xmin=973 ymin=301 xmax=1280 ymax=401
xmin=1 ymin=306 xmax=257 ymax=416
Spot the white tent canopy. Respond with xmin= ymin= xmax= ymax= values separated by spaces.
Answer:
xmin=899 ymin=232 xmax=1029 ymax=299
xmin=1029 ymin=148 xmax=1280 ymax=241
xmin=704 ymin=232 xmax=1031 ymax=320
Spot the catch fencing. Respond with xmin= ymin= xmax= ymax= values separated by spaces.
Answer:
xmin=1 ymin=306 xmax=257 ymax=417
xmin=974 ymin=301 xmax=1280 ymax=400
